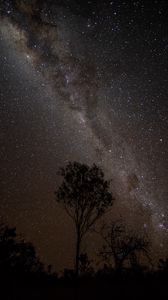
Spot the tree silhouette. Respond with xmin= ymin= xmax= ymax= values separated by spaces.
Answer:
xmin=55 ymin=161 xmax=114 ymax=278
xmin=0 ymin=223 xmax=44 ymax=279
xmin=99 ymin=220 xmax=150 ymax=272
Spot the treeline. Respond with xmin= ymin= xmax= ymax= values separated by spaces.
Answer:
xmin=0 ymin=161 xmax=168 ymax=298
xmin=0 ymin=221 xmax=167 ymax=283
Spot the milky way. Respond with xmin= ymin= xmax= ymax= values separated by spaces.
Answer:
xmin=0 ymin=0 xmax=168 ymax=269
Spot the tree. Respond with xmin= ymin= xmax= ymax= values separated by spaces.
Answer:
xmin=55 ymin=161 xmax=114 ymax=278
xmin=0 ymin=223 xmax=44 ymax=278
xmin=99 ymin=220 xmax=150 ymax=272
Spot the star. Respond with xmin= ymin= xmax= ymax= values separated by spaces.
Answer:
xmin=0 ymin=0 xmax=168 ymax=271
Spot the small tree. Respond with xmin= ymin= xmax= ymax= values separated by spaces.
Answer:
xmin=79 ymin=252 xmax=94 ymax=277
xmin=55 ymin=161 xmax=114 ymax=278
xmin=99 ymin=220 xmax=150 ymax=272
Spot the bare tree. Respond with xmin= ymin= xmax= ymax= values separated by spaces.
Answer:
xmin=55 ymin=161 xmax=114 ymax=278
xmin=99 ymin=220 xmax=150 ymax=272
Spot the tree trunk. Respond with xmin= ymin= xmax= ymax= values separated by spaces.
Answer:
xmin=75 ymin=231 xmax=80 ymax=279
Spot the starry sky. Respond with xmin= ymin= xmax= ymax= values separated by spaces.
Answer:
xmin=0 ymin=0 xmax=168 ymax=271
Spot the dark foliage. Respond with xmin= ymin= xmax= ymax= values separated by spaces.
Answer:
xmin=0 ymin=223 xmax=45 ymax=280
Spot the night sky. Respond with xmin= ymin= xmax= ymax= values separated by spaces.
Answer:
xmin=0 ymin=0 xmax=168 ymax=271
